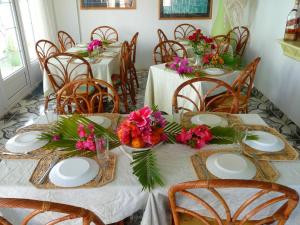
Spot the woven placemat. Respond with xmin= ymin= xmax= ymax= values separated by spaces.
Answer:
xmin=182 ymin=112 xmax=242 ymax=128
xmin=236 ymin=125 xmax=299 ymax=161
xmin=0 ymin=124 xmax=52 ymax=160
xmin=191 ymin=149 xmax=279 ymax=182
xmin=30 ymin=153 xmax=117 ymax=189
xmin=0 ymin=114 xmax=121 ymax=160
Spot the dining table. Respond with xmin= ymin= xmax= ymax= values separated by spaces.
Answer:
xmin=144 ymin=63 xmax=240 ymax=115
xmin=43 ymin=42 xmax=122 ymax=97
xmin=0 ymin=113 xmax=300 ymax=225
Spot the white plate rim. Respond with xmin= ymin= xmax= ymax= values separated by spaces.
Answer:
xmin=191 ymin=114 xmax=228 ymax=127
xmin=49 ymin=157 xmax=99 ymax=188
xmin=5 ymin=131 xmax=48 ymax=153
xmin=206 ymin=153 xmax=256 ymax=179
xmin=243 ymin=131 xmax=285 ymax=152
xmin=202 ymin=68 xmax=225 ymax=75
xmin=87 ymin=116 xmax=111 ymax=129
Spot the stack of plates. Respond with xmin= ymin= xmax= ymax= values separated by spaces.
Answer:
xmin=49 ymin=157 xmax=99 ymax=187
xmin=5 ymin=131 xmax=48 ymax=154
xmin=202 ymin=68 xmax=225 ymax=76
xmin=191 ymin=114 xmax=228 ymax=127
xmin=243 ymin=131 xmax=285 ymax=152
xmin=206 ymin=153 xmax=256 ymax=179
xmin=87 ymin=116 xmax=111 ymax=128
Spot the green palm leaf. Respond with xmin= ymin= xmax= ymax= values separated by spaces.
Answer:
xmin=131 ymin=150 xmax=164 ymax=190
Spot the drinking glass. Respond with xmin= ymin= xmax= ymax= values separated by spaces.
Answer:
xmin=172 ymin=106 xmax=183 ymax=124
xmin=94 ymin=136 xmax=110 ymax=168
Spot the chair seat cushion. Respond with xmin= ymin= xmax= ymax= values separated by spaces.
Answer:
xmin=210 ymin=94 xmax=247 ymax=109
xmin=75 ymin=84 xmax=95 ymax=95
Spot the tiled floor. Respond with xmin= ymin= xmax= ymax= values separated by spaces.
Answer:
xmin=0 ymin=71 xmax=300 ymax=224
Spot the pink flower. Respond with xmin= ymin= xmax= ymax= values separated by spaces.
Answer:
xmin=77 ymin=124 xmax=86 ymax=138
xmin=76 ymin=141 xmax=85 ymax=150
xmin=176 ymin=128 xmax=193 ymax=144
xmin=52 ymin=135 xmax=60 ymax=142
xmin=129 ymin=106 xmax=152 ymax=127
xmin=87 ymin=39 xmax=102 ymax=52
xmin=88 ymin=123 xmax=95 ymax=133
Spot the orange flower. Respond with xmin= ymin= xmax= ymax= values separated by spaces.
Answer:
xmin=150 ymin=133 xmax=161 ymax=145
xmin=131 ymin=137 xmax=145 ymax=148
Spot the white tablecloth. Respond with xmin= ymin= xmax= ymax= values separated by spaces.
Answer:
xmin=1 ymin=114 xmax=300 ymax=225
xmin=43 ymin=46 xmax=120 ymax=97
xmin=144 ymin=64 xmax=240 ymax=115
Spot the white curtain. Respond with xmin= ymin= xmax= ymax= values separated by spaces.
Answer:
xmin=28 ymin=0 xmax=57 ymax=43
xmin=223 ymin=0 xmax=249 ymax=27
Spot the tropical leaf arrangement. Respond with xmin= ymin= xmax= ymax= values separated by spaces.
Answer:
xmin=39 ymin=109 xmax=257 ymax=190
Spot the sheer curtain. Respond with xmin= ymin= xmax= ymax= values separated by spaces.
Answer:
xmin=28 ymin=0 xmax=57 ymax=43
xmin=223 ymin=0 xmax=249 ymax=27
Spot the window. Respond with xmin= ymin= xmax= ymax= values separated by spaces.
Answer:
xmin=0 ymin=0 xmax=24 ymax=79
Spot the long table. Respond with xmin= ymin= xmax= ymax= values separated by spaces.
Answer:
xmin=43 ymin=45 xmax=121 ymax=97
xmin=0 ymin=114 xmax=300 ymax=225
xmin=144 ymin=63 xmax=240 ymax=115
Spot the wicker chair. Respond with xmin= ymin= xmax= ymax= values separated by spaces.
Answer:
xmin=58 ymin=31 xmax=76 ymax=52
xmin=213 ymin=35 xmax=238 ymax=55
xmin=44 ymin=53 xmax=93 ymax=111
xmin=35 ymin=39 xmax=60 ymax=71
xmin=0 ymin=198 xmax=104 ymax=225
xmin=211 ymin=57 xmax=261 ymax=113
xmin=111 ymin=41 xmax=136 ymax=113
xmin=227 ymin=26 xmax=250 ymax=57
xmin=172 ymin=77 xmax=239 ymax=114
xmin=35 ymin=40 xmax=60 ymax=111
xmin=169 ymin=179 xmax=299 ymax=225
xmin=153 ymin=40 xmax=188 ymax=65
xmin=157 ymin=28 xmax=169 ymax=42
xmin=174 ymin=24 xmax=196 ymax=40
xmin=129 ymin=32 xmax=139 ymax=88
xmin=56 ymin=78 xmax=119 ymax=114
xmin=90 ymin=26 xmax=119 ymax=42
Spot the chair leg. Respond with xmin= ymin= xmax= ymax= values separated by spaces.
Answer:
xmin=132 ymin=66 xmax=139 ymax=88
xmin=121 ymin=85 xmax=129 ymax=113
xmin=44 ymin=96 xmax=50 ymax=111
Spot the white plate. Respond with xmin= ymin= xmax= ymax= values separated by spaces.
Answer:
xmin=191 ymin=114 xmax=228 ymax=127
xmin=206 ymin=153 xmax=256 ymax=179
xmin=87 ymin=116 xmax=111 ymax=129
xmin=77 ymin=44 xmax=87 ymax=48
xmin=66 ymin=47 xmax=83 ymax=53
xmin=243 ymin=131 xmax=285 ymax=152
xmin=202 ymin=68 xmax=225 ymax=75
xmin=102 ymin=52 xmax=117 ymax=57
xmin=5 ymin=131 xmax=48 ymax=153
xmin=49 ymin=157 xmax=99 ymax=188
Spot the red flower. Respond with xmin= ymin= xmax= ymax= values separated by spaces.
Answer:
xmin=128 ymin=106 xmax=152 ymax=128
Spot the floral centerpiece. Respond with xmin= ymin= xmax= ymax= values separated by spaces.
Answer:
xmin=202 ymin=53 xmax=225 ymax=68
xmin=166 ymin=57 xmax=194 ymax=75
xmin=188 ymin=29 xmax=216 ymax=66
xmin=87 ymin=39 xmax=103 ymax=57
xmin=117 ymin=106 xmax=167 ymax=149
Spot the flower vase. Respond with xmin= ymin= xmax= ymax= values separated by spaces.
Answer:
xmin=194 ymin=54 xmax=203 ymax=67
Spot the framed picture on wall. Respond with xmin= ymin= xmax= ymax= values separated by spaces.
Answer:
xmin=159 ymin=0 xmax=212 ymax=19
xmin=81 ymin=0 xmax=136 ymax=9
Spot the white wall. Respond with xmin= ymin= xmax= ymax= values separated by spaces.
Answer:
xmin=53 ymin=0 xmax=218 ymax=70
xmin=245 ymin=0 xmax=300 ymax=127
